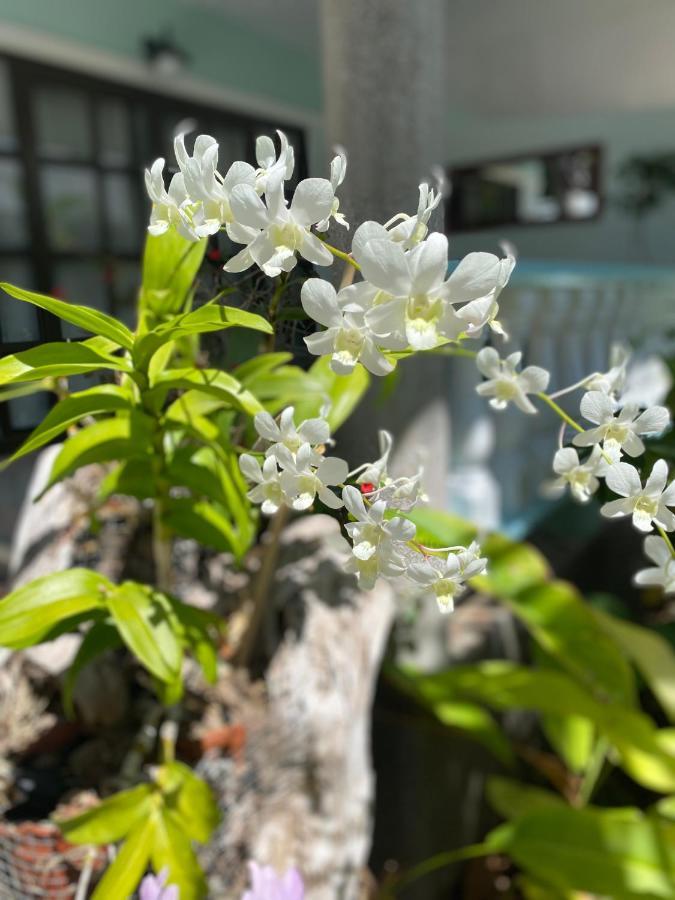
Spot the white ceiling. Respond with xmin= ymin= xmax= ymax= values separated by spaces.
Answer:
xmin=184 ymin=0 xmax=675 ymax=116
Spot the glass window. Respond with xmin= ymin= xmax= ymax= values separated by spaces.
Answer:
xmin=42 ymin=165 xmax=100 ymax=251
xmin=34 ymin=85 xmax=92 ymax=160
xmin=103 ymin=172 xmax=142 ymax=253
xmin=0 ymin=260 xmax=39 ymax=342
xmin=52 ymin=260 xmax=109 ymax=338
xmin=110 ymin=259 xmax=140 ymax=327
xmin=0 ymin=59 xmax=16 ymax=152
xmin=8 ymin=392 xmax=50 ymax=430
xmin=98 ymin=98 xmax=132 ymax=166
xmin=0 ymin=158 xmax=28 ymax=250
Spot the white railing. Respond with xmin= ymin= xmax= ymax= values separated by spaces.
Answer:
xmin=446 ymin=262 xmax=675 ymax=533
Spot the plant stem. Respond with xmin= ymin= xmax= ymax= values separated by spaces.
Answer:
xmin=319 ymin=237 xmax=361 ymax=270
xmin=657 ymin=525 xmax=675 ymax=558
xmin=576 ymin=736 xmax=609 ymax=806
xmin=376 ymin=843 xmax=491 ymax=898
xmin=235 ymin=507 xmax=288 ymax=667
xmin=536 ymin=392 xmax=585 ymax=434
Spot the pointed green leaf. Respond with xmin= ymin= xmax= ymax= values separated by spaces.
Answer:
xmin=595 ymin=609 xmax=675 ymax=724
xmin=6 ymin=385 xmax=133 ymax=465
xmin=134 ymin=303 xmax=272 ymax=367
xmin=45 ymin=412 xmax=153 ymax=490
xmin=163 ymin=497 xmax=246 ymax=558
xmin=293 ymin=356 xmax=370 ymax=429
xmin=494 ymin=806 xmax=675 ymax=898
xmin=170 ymin=601 xmax=221 ymax=683
xmin=151 ymin=808 xmax=207 ymax=900
xmin=56 ymin=783 xmax=154 ymax=843
xmin=0 ymin=341 xmax=130 ymax=387
xmin=487 ymin=777 xmax=564 ymax=821
xmin=0 ymin=568 xmax=110 ymax=649
xmin=90 ymin=814 xmax=156 ymax=900
xmin=161 ymin=761 xmax=220 ymax=843
xmin=1 ymin=282 xmax=134 ymax=350
xmin=233 ymin=352 xmax=293 ymax=383
xmin=149 ymin=367 xmax=263 ymax=416
xmin=140 ymin=230 xmax=206 ymax=322
xmin=106 ymin=582 xmax=183 ymax=684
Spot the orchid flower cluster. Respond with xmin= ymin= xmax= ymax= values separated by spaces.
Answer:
xmin=145 ymin=129 xmax=675 ymax=607
xmin=238 ymin=408 xmax=485 ymax=613
xmin=474 ymin=342 xmax=675 ymax=594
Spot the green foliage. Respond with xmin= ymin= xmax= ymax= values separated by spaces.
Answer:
xmin=57 ymin=761 xmax=219 ymax=900
xmin=0 ymin=573 xmax=220 ymax=700
xmin=392 ymin=508 xmax=675 ymax=895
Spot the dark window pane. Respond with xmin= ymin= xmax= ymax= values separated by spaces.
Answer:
xmin=0 ymin=158 xmax=28 ymax=250
xmin=0 ymin=59 xmax=17 ymax=152
xmin=8 ymin=392 xmax=50 ymax=430
xmin=103 ymin=172 xmax=142 ymax=253
xmin=34 ymin=85 xmax=92 ymax=160
xmin=98 ymin=97 xmax=132 ymax=166
xmin=110 ymin=259 xmax=139 ymax=327
xmin=52 ymin=260 xmax=109 ymax=338
xmin=211 ymin=124 xmax=248 ymax=169
xmin=0 ymin=260 xmax=39 ymax=341
xmin=42 ymin=165 xmax=100 ymax=251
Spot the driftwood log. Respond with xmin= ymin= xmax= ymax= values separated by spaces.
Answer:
xmin=6 ymin=453 xmax=394 ymax=899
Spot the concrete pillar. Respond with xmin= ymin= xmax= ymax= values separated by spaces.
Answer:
xmin=320 ymin=0 xmax=451 ymax=505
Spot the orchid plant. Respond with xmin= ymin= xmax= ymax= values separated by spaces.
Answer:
xmin=0 ymin=126 xmax=673 ymax=899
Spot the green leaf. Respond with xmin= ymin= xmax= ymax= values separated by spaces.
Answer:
xmin=0 ymin=341 xmax=130 ymax=387
xmin=56 ymin=783 xmax=154 ymax=843
xmin=149 ymin=368 xmax=263 ymax=416
xmin=294 ymin=355 xmax=370 ymax=430
xmin=106 ymin=582 xmax=183 ymax=685
xmin=164 ymin=497 xmax=248 ymax=559
xmin=91 ymin=814 xmax=156 ymax=900
xmin=99 ymin=459 xmax=156 ymax=501
xmin=170 ymin=601 xmax=221 ymax=683
xmin=1 ymin=282 xmax=134 ymax=350
xmin=62 ymin=621 xmax=123 ymax=718
xmin=140 ymin=230 xmax=206 ymax=322
xmin=595 ymin=609 xmax=675 ymax=723
xmin=542 ymin=713 xmax=595 ymax=775
xmin=487 ymin=776 xmax=564 ymax=821
xmin=406 ymin=508 xmax=635 ymax=707
xmin=161 ymin=761 xmax=220 ymax=843
xmin=387 ymin=665 xmax=514 ymax=766
xmin=151 ymin=808 xmax=207 ymax=900
xmin=407 ymin=661 xmax=675 ymax=792
xmin=134 ymin=302 xmax=272 ymax=367
xmin=233 ymin=352 xmax=293 ymax=383
xmin=494 ymin=805 xmax=675 ymax=898
xmin=0 ymin=568 xmax=110 ymax=649
xmin=5 ymin=385 xmax=133 ymax=465
xmin=45 ymin=412 xmax=153 ymax=491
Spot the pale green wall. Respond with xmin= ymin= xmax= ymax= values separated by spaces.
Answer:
xmin=0 ymin=0 xmax=322 ymax=112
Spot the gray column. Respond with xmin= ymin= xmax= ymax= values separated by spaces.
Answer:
xmin=320 ymin=0 xmax=451 ymax=505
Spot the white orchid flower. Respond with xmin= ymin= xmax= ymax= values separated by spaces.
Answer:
xmin=144 ymin=160 xmax=202 ymax=240
xmin=450 ymin=250 xmax=515 ymax=338
xmin=275 ymin=443 xmax=347 ymax=510
xmin=301 ymin=279 xmax=400 ymax=376
xmin=224 ymin=176 xmax=336 ymax=277
xmin=357 ymin=430 xmax=394 ymax=487
xmin=573 ymin=391 xmax=670 ymax=457
xmin=254 ymin=407 xmax=330 ymax=460
xmin=634 ymin=535 xmax=675 ymax=594
xmin=406 ymin=541 xmax=487 ymax=613
xmin=174 ymin=132 xmax=258 ymax=230
xmin=475 ymin=347 xmax=550 ymax=414
xmin=357 ymin=233 xmax=462 ymax=350
xmin=545 ymin=446 xmax=604 ymax=503
xmin=255 ymin=130 xmax=295 ymax=192
xmin=316 ymin=148 xmax=349 ymax=231
xmin=238 ymin=454 xmax=286 ymax=516
xmin=342 ymin=485 xmax=415 ymax=589
xmin=352 ymin=182 xmax=443 ymax=253
xmin=584 ymin=344 xmax=630 ymax=396
xmin=601 ymin=459 xmax=675 ymax=532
